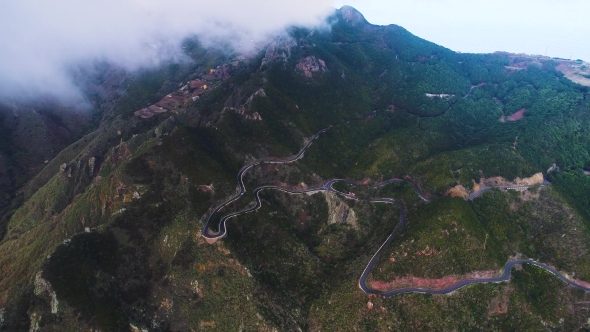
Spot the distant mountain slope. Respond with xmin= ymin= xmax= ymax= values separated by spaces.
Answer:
xmin=1 ymin=6 xmax=590 ymax=331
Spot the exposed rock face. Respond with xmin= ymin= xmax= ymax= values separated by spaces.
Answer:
xmin=324 ymin=192 xmax=358 ymax=229
xmin=296 ymin=56 xmax=327 ymax=78
xmin=111 ymin=143 xmax=131 ymax=165
xmin=547 ymin=163 xmax=560 ymax=173
xmin=425 ymin=93 xmax=454 ymax=99
xmin=245 ymin=89 xmax=267 ymax=104
xmin=245 ymin=112 xmax=262 ymax=121
xmin=34 ymin=272 xmax=58 ymax=314
xmin=260 ymin=37 xmax=297 ymax=69
xmin=88 ymin=157 xmax=96 ymax=177
xmin=446 ymin=184 xmax=469 ymax=198
xmin=130 ymin=323 xmax=149 ymax=332
xmin=447 ymin=172 xmax=545 ymax=198
xmin=338 ymin=6 xmax=368 ymax=26
xmin=484 ymin=172 xmax=544 ymax=187
xmin=197 ymin=184 xmax=214 ymax=195
xmin=236 ymin=89 xmax=266 ymax=121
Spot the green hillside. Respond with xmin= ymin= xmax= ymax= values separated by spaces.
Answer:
xmin=1 ymin=6 xmax=590 ymax=331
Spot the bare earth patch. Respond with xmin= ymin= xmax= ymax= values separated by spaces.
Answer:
xmin=488 ymin=291 xmax=511 ymax=315
xmin=370 ymin=270 xmax=501 ymax=292
xmin=447 ymin=173 xmax=544 ymax=199
xmin=574 ymin=279 xmax=590 ymax=288
xmin=556 ymin=62 xmax=590 ymax=87
xmin=295 ymin=56 xmax=327 ymax=78
xmin=446 ymin=184 xmax=469 ymax=198
xmin=506 ymin=108 xmax=526 ymax=121
xmin=471 ymin=181 xmax=484 ymax=193
xmin=484 ymin=172 xmax=544 ymax=187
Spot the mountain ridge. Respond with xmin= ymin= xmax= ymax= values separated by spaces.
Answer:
xmin=1 ymin=6 xmax=590 ymax=331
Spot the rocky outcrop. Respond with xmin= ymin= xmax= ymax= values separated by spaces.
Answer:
xmin=547 ymin=163 xmax=560 ymax=174
xmin=235 ymin=89 xmax=266 ymax=121
xmin=338 ymin=6 xmax=368 ymax=26
xmin=34 ymin=271 xmax=58 ymax=314
xmin=245 ymin=89 xmax=267 ymax=105
xmin=245 ymin=112 xmax=262 ymax=121
xmin=111 ymin=143 xmax=132 ymax=165
xmin=324 ymin=192 xmax=358 ymax=229
xmin=260 ymin=37 xmax=297 ymax=69
xmin=425 ymin=93 xmax=454 ymax=99
xmin=88 ymin=157 xmax=96 ymax=177
xmin=296 ymin=56 xmax=327 ymax=78
xmin=484 ymin=172 xmax=544 ymax=187
xmin=446 ymin=184 xmax=469 ymax=198
xmin=447 ymin=172 xmax=545 ymax=198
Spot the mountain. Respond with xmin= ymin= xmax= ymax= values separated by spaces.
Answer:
xmin=2 ymin=6 xmax=590 ymax=331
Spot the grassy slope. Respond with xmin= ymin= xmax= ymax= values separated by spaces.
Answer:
xmin=3 ymin=7 xmax=590 ymax=331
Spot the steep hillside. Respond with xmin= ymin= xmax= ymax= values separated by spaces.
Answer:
xmin=2 ymin=6 xmax=590 ymax=331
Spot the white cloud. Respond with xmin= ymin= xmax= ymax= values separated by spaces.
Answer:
xmin=0 ymin=0 xmax=333 ymax=103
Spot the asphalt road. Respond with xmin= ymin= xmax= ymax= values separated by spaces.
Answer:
xmin=466 ymin=185 xmax=537 ymax=201
xmin=201 ymin=114 xmax=589 ymax=297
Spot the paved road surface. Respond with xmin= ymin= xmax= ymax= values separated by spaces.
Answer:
xmin=201 ymin=114 xmax=590 ymax=297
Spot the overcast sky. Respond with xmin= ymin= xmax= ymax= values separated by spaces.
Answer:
xmin=1 ymin=0 xmax=588 ymax=104
xmin=0 ymin=0 xmax=332 ymax=103
xmin=336 ymin=0 xmax=590 ymax=61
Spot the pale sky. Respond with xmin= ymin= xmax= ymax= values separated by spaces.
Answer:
xmin=336 ymin=0 xmax=590 ymax=61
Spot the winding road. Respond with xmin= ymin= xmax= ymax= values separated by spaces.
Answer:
xmin=201 ymin=116 xmax=590 ymax=297
xmin=466 ymin=185 xmax=531 ymax=201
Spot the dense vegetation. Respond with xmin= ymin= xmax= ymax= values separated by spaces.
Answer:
xmin=2 ymin=6 xmax=590 ymax=331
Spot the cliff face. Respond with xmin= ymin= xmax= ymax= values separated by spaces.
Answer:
xmin=296 ymin=56 xmax=327 ymax=78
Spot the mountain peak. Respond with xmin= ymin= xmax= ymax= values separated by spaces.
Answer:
xmin=337 ymin=5 xmax=368 ymax=26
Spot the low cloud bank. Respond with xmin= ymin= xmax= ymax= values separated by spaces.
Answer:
xmin=0 ymin=0 xmax=332 ymax=104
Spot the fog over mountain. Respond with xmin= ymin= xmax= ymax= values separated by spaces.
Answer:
xmin=0 ymin=0 xmax=332 ymax=104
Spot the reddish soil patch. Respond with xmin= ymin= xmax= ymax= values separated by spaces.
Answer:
xmin=155 ymin=94 xmax=186 ymax=112
xmin=134 ymin=107 xmax=158 ymax=119
xmin=489 ymin=293 xmax=510 ymax=315
xmin=111 ymin=144 xmax=131 ymax=165
xmin=190 ymin=79 xmax=207 ymax=89
xmin=556 ymin=62 xmax=575 ymax=76
xmin=370 ymin=270 xmax=499 ymax=292
xmin=507 ymin=108 xmax=526 ymax=121
xmin=574 ymin=279 xmax=590 ymax=288
xmin=446 ymin=184 xmax=468 ymax=198
xmin=197 ymin=185 xmax=214 ymax=195
xmin=148 ymin=105 xmax=167 ymax=114
xmin=203 ymin=64 xmax=231 ymax=80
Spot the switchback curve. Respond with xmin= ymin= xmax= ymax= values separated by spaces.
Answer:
xmin=201 ymin=115 xmax=590 ymax=298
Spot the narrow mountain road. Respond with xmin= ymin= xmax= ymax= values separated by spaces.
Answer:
xmin=466 ymin=185 xmax=534 ymax=201
xmin=201 ymin=114 xmax=590 ymax=297
xmin=361 ymin=259 xmax=590 ymax=297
